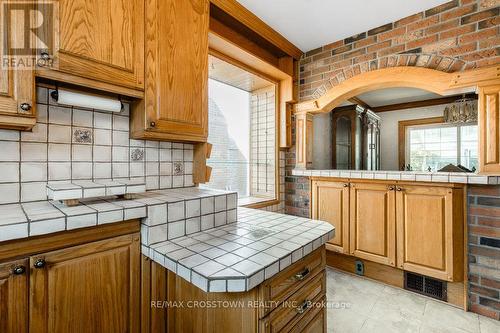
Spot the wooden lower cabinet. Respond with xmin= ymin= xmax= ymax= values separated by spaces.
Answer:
xmin=396 ymin=184 xmax=464 ymax=281
xmin=0 ymin=259 xmax=29 ymax=333
xmin=29 ymin=233 xmax=140 ymax=333
xmin=311 ymin=179 xmax=465 ymax=282
xmin=0 ymin=223 xmax=141 ymax=333
xmin=143 ymin=247 xmax=327 ymax=333
xmin=349 ymin=182 xmax=396 ymax=266
xmin=311 ymin=181 xmax=349 ymax=254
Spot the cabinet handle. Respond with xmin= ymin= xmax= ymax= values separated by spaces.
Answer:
xmin=296 ymin=300 xmax=311 ymax=314
xmin=19 ymin=103 xmax=32 ymax=112
xmin=343 ymin=183 xmax=349 ymax=187
xmin=388 ymin=186 xmax=395 ymax=191
xmin=12 ymin=265 xmax=26 ymax=275
xmin=149 ymin=121 xmax=156 ymax=128
xmin=33 ymin=259 xmax=46 ymax=269
xmin=294 ymin=268 xmax=310 ymax=281
xmin=396 ymin=187 xmax=404 ymax=191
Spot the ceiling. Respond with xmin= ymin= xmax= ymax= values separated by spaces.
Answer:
xmin=357 ymin=88 xmax=443 ymax=107
xmin=236 ymin=0 xmax=449 ymax=52
xmin=208 ymin=55 xmax=274 ymax=92
xmin=339 ymin=87 xmax=444 ymax=107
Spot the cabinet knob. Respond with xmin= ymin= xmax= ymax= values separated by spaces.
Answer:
xmin=34 ymin=258 xmax=46 ymax=269
xmin=40 ymin=51 xmax=51 ymax=60
xmin=12 ymin=265 xmax=26 ymax=275
xmin=396 ymin=187 xmax=404 ymax=191
xmin=19 ymin=103 xmax=32 ymax=112
xmin=388 ymin=186 xmax=395 ymax=191
xmin=343 ymin=183 xmax=349 ymax=187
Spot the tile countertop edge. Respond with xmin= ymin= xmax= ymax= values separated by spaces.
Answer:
xmin=0 ymin=188 xmax=238 ymax=243
xmin=141 ymin=208 xmax=335 ymax=293
xmin=291 ymin=169 xmax=499 ymax=185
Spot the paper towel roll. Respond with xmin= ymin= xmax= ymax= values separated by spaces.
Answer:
xmin=52 ymin=89 xmax=123 ymax=112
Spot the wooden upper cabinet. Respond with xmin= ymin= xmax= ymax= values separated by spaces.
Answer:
xmin=0 ymin=1 xmax=36 ymax=130
xmin=131 ymin=0 xmax=209 ymax=142
xmin=35 ymin=0 xmax=144 ymax=92
xmin=0 ymin=259 xmax=29 ymax=333
xmin=349 ymin=182 xmax=396 ymax=266
xmin=311 ymin=180 xmax=349 ymax=254
xmin=478 ymin=85 xmax=500 ymax=173
xmin=396 ymin=185 xmax=463 ymax=281
xmin=29 ymin=234 xmax=140 ymax=333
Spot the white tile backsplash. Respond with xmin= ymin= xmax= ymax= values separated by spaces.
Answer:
xmin=0 ymin=86 xmax=195 ymax=203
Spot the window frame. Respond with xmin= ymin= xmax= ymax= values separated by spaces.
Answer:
xmin=207 ymin=50 xmax=280 ymax=208
xmin=399 ymin=117 xmax=478 ymax=171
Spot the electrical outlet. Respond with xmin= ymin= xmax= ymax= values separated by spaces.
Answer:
xmin=355 ymin=260 xmax=364 ymax=276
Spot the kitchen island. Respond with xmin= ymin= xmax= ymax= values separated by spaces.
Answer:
xmin=141 ymin=207 xmax=334 ymax=333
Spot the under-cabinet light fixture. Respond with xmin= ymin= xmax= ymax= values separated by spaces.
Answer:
xmin=50 ymin=89 xmax=123 ymax=113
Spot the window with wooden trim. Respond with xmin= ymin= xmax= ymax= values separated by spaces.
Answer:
xmin=405 ymin=122 xmax=478 ymax=172
xmin=204 ymin=54 xmax=278 ymax=205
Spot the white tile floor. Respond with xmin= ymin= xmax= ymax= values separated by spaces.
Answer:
xmin=326 ymin=268 xmax=500 ymax=333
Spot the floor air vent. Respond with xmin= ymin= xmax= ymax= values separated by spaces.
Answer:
xmin=404 ymin=272 xmax=447 ymax=301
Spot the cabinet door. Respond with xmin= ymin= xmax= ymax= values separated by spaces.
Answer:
xmin=396 ymin=185 xmax=463 ymax=281
xmin=138 ymin=0 xmax=209 ymax=142
xmin=311 ymin=181 xmax=349 ymax=254
xmin=0 ymin=1 xmax=35 ymax=130
xmin=29 ymin=234 xmax=140 ymax=333
xmin=37 ymin=0 xmax=144 ymax=90
xmin=0 ymin=259 xmax=29 ymax=333
xmin=349 ymin=182 xmax=396 ymax=266
xmin=478 ymin=85 xmax=500 ymax=173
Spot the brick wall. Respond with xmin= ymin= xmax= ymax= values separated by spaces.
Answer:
xmin=468 ymin=185 xmax=500 ymax=320
xmin=299 ymin=0 xmax=499 ymax=101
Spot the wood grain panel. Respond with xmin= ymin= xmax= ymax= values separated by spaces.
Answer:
xmin=311 ymin=181 xmax=349 ymax=253
xmin=29 ymin=234 xmax=140 ymax=333
xmin=36 ymin=0 xmax=144 ymax=90
xmin=479 ymin=85 xmax=500 ymax=172
xmin=0 ymin=259 xmax=29 ymax=333
xmin=349 ymin=182 xmax=396 ymax=266
xmin=132 ymin=0 xmax=208 ymax=142
xmin=396 ymin=185 xmax=463 ymax=281
xmin=0 ymin=0 xmax=36 ymax=130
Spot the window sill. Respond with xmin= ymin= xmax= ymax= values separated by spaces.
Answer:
xmin=238 ymin=196 xmax=280 ymax=209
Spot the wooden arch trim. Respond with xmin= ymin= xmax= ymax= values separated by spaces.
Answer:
xmin=295 ymin=66 xmax=500 ymax=114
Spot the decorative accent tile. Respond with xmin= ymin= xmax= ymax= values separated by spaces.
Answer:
xmin=73 ymin=127 xmax=93 ymax=144
xmin=173 ymin=162 xmax=184 ymax=176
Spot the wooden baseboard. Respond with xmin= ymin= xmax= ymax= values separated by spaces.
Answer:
xmin=326 ymin=251 xmax=465 ymax=310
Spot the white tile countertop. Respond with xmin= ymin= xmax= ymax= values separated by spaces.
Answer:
xmin=142 ymin=207 xmax=334 ymax=293
xmin=46 ymin=179 xmax=146 ymax=201
xmin=292 ymin=169 xmax=500 ymax=185
xmin=0 ymin=187 xmax=237 ymax=243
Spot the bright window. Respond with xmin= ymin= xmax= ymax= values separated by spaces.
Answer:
xmin=406 ymin=123 xmax=478 ymax=171
xmin=204 ymin=78 xmax=277 ymax=203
